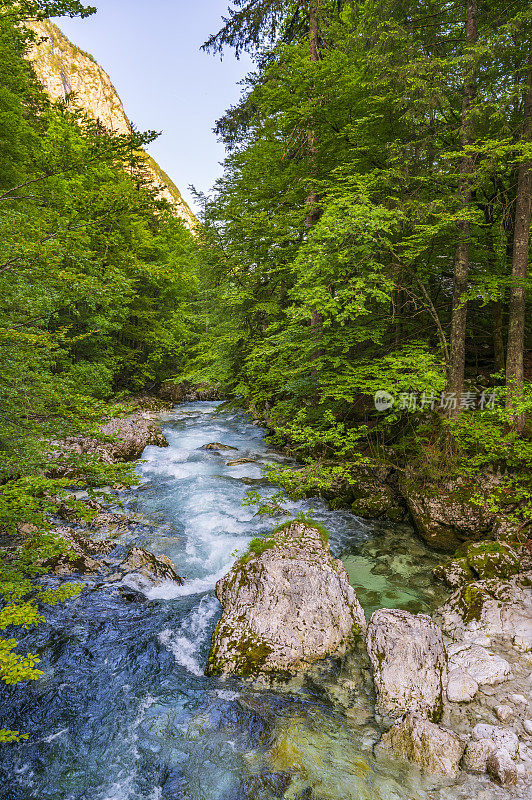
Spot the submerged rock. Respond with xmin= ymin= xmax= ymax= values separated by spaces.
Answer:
xmin=205 ymin=521 xmax=366 ymax=677
xmin=200 ymin=442 xmax=238 ymax=451
xmin=366 ymin=608 xmax=447 ymax=721
xmin=378 ymin=713 xmax=465 ymax=778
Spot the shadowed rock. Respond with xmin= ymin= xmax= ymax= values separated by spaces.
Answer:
xmin=378 ymin=713 xmax=465 ymax=778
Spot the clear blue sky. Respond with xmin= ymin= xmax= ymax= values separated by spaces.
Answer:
xmin=54 ymin=2 xmax=252 ymax=212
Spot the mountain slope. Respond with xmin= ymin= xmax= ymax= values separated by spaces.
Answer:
xmin=26 ymin=20 xmax=197 ymax=230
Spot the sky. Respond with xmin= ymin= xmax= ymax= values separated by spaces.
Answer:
xmin=54 ymin=2 xmax=252 ymax=213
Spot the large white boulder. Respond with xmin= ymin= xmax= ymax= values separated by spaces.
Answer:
xmin=205 ymin=521 xmax=366 ymax=676
xmin=366 ymin=608 xmax=447 ymax=720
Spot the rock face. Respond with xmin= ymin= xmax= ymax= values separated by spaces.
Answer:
xmin=379 ymin=713 xmax=465 ymax=778
xmin=205 ymin=521 xmax=366 ymax=677
xmin=399 ymin=473 xmax=517 ymax=551
xmin=158 ymin=381 xmax=222 ymax=403
xmin=26 ymin=20 xmax=196 ymax=231
xmin=437 ymin=576 xmax=532 ymax=651
xmin=366 ymin=608 xmax=447 ymax=721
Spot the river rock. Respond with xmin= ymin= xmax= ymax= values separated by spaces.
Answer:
xmin=205 ymin=521 xmax=366 ymax=677
xmin=448 ymin=643 xmax=511 ymax=686
xmin=436 ymin=577 xmax=532 ymax=649
xmin=366 ymin=608 xmax=447 ymax=721
xmin=471 ymin=723 xmax=519 ymax=757
xmin=398 ymin=473 xmax=502 ymax=551
xmin=462 ymin=738 xmax=497 ymax=773
xmin=378 ymin=713 xmax=465 ymax=778
xmin=466 ymin=541 xmax=521 ymax=580
xmin=120 ymin=547 xmax=183 ymax=584
xmin=432 ymin=558 xmax=473 ymax=590
xmin=495 ymin=705 xmax=515 ymax=723
xmin=99 ymin=416 xmax=168 ymax=460
xmin=487 ymin=748 xmax=518 ymax=786
xmin=39 ymin=526 xmax=115 ymax=575
xmin=200 ymin=442 xmax=238 ymax=451
xmin=49 ymin=414 xmax=168 ymax=476
xmin=159 ymin=381 xmax=221 ymax=402
xmin=446 ymin=669 xmax=478 ymax=703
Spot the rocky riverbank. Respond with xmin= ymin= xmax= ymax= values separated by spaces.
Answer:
xmin=203 ymin=512 xmax=531 ymax=796
xmin=35 ymin=395 xmax=185 ymax=590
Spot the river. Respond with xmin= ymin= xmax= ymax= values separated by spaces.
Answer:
xmin=2 ymin=401 xmax=453 ymax=800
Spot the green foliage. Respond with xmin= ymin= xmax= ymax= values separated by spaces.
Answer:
xmin=0 ymin=0 xmax=201 ymax=740
xmin=195 ymin=0 xmax=531 ymax=525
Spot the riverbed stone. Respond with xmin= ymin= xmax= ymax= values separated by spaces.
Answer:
xmin=471 ymin=723 xmax=519 ymax=757
xmin=446 ymin=668 xmax=478 ymax=703
xmin=205 ymin=521 xmax=366 ymax=677
xmin=448 ymin=643 xmax=512 ymax=686
xmin=466 ymin=541 xmax=521 ymax=580
xmin=378 ymin=713 xmax=465 ymax=778
xmin=462 ymin=738 xmax=497 ymax=773
xmin=495 ymin=704 xmax=515 ymax=723
xmin=487 ymin=748 xmax=518 ymax=786
xmin=366 ymin=608 xmax=447 ymax=721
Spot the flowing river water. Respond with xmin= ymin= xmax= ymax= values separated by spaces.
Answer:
xmin=1 ymin=401 xmax=464 ymax=800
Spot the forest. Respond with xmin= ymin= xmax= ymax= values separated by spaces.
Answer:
xmin=194 ymin=0 xmax=532 ymax=514
xmin=0 ymin=0 xmax=531 ymax=764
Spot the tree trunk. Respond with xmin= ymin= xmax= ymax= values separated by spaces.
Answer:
xmin=446 ymin=1 xmax=478 ymax=413
xmin=305 ymin=0 xmax=320 ymax=231
xmin=492 ymin=300 xmax=506 ymax=374
xmin=307 ymin=0 xmax=323 ymax=354
xmin=505 ymin=45 xmax=532 ymax=433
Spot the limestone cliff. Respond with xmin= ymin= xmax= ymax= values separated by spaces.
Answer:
xmin=26 ymin=20 xmax=196 ymax=231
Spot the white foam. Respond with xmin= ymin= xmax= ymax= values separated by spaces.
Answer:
xmin=144 ymin=567 xmax=231 ymax=599
xmin=159 ymin=596 xmax=219 ymax=676
xmin=41 ymin=728 xmax=69 ymax=744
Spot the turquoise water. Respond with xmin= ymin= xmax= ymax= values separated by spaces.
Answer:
xmin=0 ymin=402 xmax=452 ymax=800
